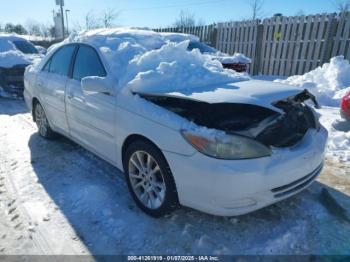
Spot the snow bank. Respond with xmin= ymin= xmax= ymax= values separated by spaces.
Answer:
xmin=275 ymin=56 xmax=350 ymax=107
xmin=319 ymin=107 xmax=350 ymax=161
xmin=60 ymin=28 xmax=249 ymax=94
xmin=160 ymin=32 xmax=199 ymax=43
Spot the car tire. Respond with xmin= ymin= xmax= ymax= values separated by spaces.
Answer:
xmin=34 ymin=102 xmax=56 ymax=139
xmin=123 ymin=139 xmax=179 ymax=217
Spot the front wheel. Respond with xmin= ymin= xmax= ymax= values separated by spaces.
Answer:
xmin=123 ymin=140 xmax=179 ymax=217
xmin=34 ymin=102 xmax=56 ymax=139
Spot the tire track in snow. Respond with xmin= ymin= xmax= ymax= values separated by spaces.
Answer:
xmin=0 ymin=101 xmax=90 ymax=255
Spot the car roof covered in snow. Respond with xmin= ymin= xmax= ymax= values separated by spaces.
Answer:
xmin=0 ymin=34 xmax=30 ymax=42
xmin=0 ymin=34 xmax=32 ymax=52
xmin=38 ymin=28 xmax=250 ymax=96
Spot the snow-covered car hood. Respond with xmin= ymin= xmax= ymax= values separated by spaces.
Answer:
xmin=210 ymin=52 xmax=252 ymax=64
xmin=136 ymin=80 xmax=303 ymax=112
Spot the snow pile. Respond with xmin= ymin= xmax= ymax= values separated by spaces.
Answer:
xmin=275 ymin=56 xmax=350 ymax=107
xmin=59 ymin=28 xmax=249 ymax=94
xmin=319 ymin=108 xmax=350 ymax=161
xmin=126 ymin=41 xmax=247 ymax=93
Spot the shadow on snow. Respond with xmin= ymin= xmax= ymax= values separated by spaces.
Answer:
xmin=27 ymin=132 xmax=350 ymax=256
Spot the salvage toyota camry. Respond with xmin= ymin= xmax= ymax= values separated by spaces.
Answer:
xmin=24 ymin=28 xmax=328 ymax=217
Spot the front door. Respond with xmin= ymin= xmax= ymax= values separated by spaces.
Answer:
xmin=65 ymin=45 xmax=117 ymax=163
xmin=40 ymin=45 xmax=77 ymax=134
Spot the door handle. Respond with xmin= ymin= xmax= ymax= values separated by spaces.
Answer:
xmin=67 ymin=94 xmax=73 ymax=99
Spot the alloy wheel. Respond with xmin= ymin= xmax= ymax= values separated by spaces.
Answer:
xmin=35 ymin=104 xmax=48 ymax=137
xmin=128 ymin=151 xmax=166 ymax=209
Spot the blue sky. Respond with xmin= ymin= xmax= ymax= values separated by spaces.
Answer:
xmin=1 ymin=0 xmax=337 ymax=28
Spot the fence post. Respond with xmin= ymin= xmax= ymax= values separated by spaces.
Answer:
xmin=211 ymin=26 xmax=218 ymax=47
xmin=253 ymin=23 xmax=264 ymax=75
xmin=322 ymin=14 xmax=338 ymax=64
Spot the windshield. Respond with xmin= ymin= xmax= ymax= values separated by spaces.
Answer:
xmin=12 ymin=40 xmax=38 ymax=54
xmin=187 ymin=41 xmax=217 ymax=54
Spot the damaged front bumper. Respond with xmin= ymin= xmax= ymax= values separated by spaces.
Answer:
xmin=163 ymin=126 xmax=328 ymax=216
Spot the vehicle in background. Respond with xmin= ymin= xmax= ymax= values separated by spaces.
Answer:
xmin=35 ymin=45 xmax=47 ymax=55
xmin=0 ymin=34 xmax=42 ymax=97
xmin=161 ymin=32 xmax=251 ymax=72
xmin=341 ymin=91 xmax=350 ymax=120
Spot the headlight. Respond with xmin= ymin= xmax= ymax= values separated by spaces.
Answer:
xmin=181 ymin=129 xmax=272 ymax=160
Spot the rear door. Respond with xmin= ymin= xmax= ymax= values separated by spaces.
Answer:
xmin=40 ymin=44 xmax=77 ymax=134
xmin=65 ymin=44 xmax=117 ymax=163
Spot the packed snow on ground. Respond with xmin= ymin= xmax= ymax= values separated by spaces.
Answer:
xmin=272 ymin=56 xmax=350 ymax=162
xmin=0 ymin=34 xmax=40 ymax=68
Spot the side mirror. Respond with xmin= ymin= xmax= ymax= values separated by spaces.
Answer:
xmin=81 ymin=76 xmax=112 ymax=95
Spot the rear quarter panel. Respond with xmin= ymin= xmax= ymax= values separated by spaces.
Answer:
xmin=23 ymin=67 xmax=38 ymax=112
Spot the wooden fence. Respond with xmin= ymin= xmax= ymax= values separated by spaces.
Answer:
xmin=155 ymin=12 xmax=350 ymax=76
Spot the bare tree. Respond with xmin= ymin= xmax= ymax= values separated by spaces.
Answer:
xmin=249 ymin=0 xmax=265 ymax=20
xmin=174 ymin=10 xmax=196 ymax=27
xmin=26 ymin=20 xmax=42 ymax=36
xmin=333 ymin=0 xmax=350 ymax=12
xmin=102 ymin=8 xmax=119 ymax=28
xmin=84 ymin=10 xmax=100 ymax=30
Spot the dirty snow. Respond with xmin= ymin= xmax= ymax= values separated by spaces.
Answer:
xmin=1 ymin=99 xmax=350 ymax=255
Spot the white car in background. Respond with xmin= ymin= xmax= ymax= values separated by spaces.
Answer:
xmin=0 ymin=34 xmax=42 ymax=96
xmin=24 ymin=28 xmax=327 ymax=217
xmin=161 ymin=32 xmax=251 ymax=72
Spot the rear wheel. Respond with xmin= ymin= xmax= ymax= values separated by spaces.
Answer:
xmin=34 ymin=102 xmax=56 ymax=139
xmin=123 ymin=140 xmax=179 ymax=217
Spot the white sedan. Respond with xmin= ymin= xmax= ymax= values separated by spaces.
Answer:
xmin=24 ymin=29 xmax=328 ymax=217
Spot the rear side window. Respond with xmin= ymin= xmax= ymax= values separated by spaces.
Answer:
xmin=73 ymin=45 xmax=106 ymax=81
xmin=49 ymin=45 xmax=76 ymax=76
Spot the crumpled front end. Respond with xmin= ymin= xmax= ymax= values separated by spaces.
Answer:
xmin=139 ymin=89 xmax=322 ymax=149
